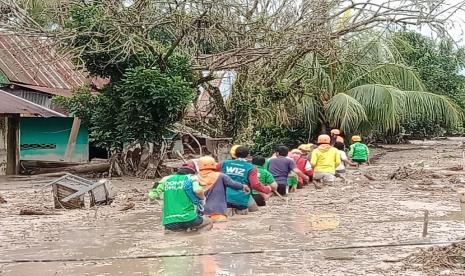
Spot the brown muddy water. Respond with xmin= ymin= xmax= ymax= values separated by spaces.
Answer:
xmin=2 ymin=139 xmax=465 ymax=275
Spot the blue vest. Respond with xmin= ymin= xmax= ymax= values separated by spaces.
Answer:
xmin=222 ymin=159 xmax=254 ymax=208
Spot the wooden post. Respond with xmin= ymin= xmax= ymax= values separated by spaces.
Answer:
xmin=422 ymin=210 xmax=429 ymax=237
xmin=6 ymin=116 xmax=19 ymax=175
xmin=458 ymin=189 xmax=465 ymax=226
xmin=64 ymin=117 xmax=81 ymax=162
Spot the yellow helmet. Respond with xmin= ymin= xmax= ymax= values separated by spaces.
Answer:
xmin=330 ymin=129 xmax=341 ymax=136
xmin=351 ymin=135 xmax=362 ymax=142
xmin=317 ymin=134 xmax=331 ymax=144
xmin=230 ymin=145 xmax=240 ymax=159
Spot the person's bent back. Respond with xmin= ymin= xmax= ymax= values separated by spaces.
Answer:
xmin=311 ymin=135 xmax=341 ymax=184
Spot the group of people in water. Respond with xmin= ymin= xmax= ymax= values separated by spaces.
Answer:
xmin=148 ymin=129 xmax=370 ymax=232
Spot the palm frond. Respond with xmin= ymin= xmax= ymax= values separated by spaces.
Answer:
xmin=346 ymin=63 xmax=425 ymax=92
xmin=346 ymin=84 xmax=405 ymax=132
xmin=403 ymin=91 xmax=463 ymax=127
xmin=326 ymin=93 xmax=367 ymax=133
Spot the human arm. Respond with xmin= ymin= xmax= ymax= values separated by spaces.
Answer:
xmin=222 ymin=174 xmax=247 ymax=191
xmin=293 ymin=168 xmax=309 ymax=182
xmin=348 ymin=145 xmax=354 ymax=158
xmin=335 ymin=150 xmax=342 ymax=167
xmin=148 ymin=178 xmax=166 ymax=200
xmin=264 ymin=171 xmax=278 ymax=191
xmin=310 ymin=151 xmax=317 ymax=168
xmin=192 ymin=179 xmax=205 ymax=200
xmin=216 ymin=162 xmax=222 ymax=172
xmin=248 ymin=168 xmax=272 ymax=194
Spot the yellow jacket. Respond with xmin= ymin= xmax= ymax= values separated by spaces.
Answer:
xmin=311 ymin=145 xmax=341 ymax=174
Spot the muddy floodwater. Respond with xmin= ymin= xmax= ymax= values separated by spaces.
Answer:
xmin=2 ymin=139 xmax=465 ymax=275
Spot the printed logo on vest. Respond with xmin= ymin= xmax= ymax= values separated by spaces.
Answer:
xmin=225 ymin=166 xmax=245 ymax=176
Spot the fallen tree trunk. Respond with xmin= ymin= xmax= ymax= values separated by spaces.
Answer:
xmin=29 ymin=163 xmax=110 ymax=175
xmin=19 ymin=209 xmax=56 ymax=215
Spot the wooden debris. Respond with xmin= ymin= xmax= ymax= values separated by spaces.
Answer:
xmin=29 ymin=163 xmax=110 ymax=175
xmin=19 ymin=209 xmax=55 ymax=215
xmin=119 ymin=202 xmax=135 ymax=211
xmin=363 ymin=174 xmax=376 ymax=181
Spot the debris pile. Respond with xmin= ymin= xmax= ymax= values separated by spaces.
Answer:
xmin=44 ymin=174 xmax=116 ymax=209
xmin=403 ymin=243 xmax=465 ymax=273
xmin=389 ymin=161 xmax=428 ymax=180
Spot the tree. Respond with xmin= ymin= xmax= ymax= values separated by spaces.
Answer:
xmin=2 ymin=0 xmax=465 ymax=142
xmin=232 ymin=34 xmax=462 ymax=143
xmin=392 ymin=31 xmax=465 ymax=138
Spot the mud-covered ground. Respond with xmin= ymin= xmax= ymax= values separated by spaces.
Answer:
xmin=2 ymin=139 xmax=465 ymax=275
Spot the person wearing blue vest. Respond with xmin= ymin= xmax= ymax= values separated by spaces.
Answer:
xmin=219 ymin=146 xmax=274 ymax=215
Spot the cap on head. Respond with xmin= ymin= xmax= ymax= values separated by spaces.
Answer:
xmin=336 ymin=136 xmax=344 ymax=144
xmin=198 ymin=156 xmax=217 ymax=171
xmin=317 ymin=134 xmax=331 ymax=144
xmin=330 ymin=129 xmax=341 ymax=135
xmin=352 ymin=135 xmax=362 ymax=142
xmin=230 ymin=145 xmax=240 ymax=159
xmin=290 ymin=149 xmax=302 ymax=155
xmin=298 ymin=144 xmax=313 ymax=152
xmin=178 ymin=162 xmax=197 ymax=174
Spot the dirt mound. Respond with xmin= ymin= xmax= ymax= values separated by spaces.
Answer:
xmin=389 ymin=161 xmax=435 ymax=180
xmin=403 ymin=243 xmax=465 ymax=273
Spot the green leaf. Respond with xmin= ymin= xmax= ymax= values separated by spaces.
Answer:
xmin=326 ymin=93 xmax=367 ymax=133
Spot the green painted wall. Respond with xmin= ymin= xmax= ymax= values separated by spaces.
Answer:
xmin=20 ymin=117 xmax=89 ymax=163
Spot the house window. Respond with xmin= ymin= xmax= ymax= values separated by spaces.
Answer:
xmin=21 ymin=144 xmax=57 ymax=150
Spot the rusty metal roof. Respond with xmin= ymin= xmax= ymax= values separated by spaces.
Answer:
xmin=0 ymin=90 xmax=66 ymax=117
xmin=0 ymin=35 xmax=88 ymax=96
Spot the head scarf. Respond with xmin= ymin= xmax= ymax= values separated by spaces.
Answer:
xmin=198 ymin=156 xmax=221 ymax=191
xmin=178 ymin=162 xmax=197 ymax=175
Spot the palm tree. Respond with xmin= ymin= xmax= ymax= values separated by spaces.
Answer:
xmin=248 ymin=34 xmax=462 ymax=136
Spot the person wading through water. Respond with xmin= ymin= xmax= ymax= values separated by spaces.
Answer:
xmin=311 ymin=135 xmax=341 ymax=188
xmin=197 ymin=156 xmax=251 ymax=222
xmin=268 ymin=145 xmax=309 ymax=196
xmin=219 ymin=145 xmax=274 ymax=215
xmin=148 ymin=162 xmax=213 ymax=232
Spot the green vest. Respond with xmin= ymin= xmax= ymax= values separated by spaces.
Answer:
xmin=351 ymin=142 xmax=369 ymax=160
xmin=161 ymin=174 xmax=198 ymax=225
xmin=222 ymin=159 xmax=254 ymax=207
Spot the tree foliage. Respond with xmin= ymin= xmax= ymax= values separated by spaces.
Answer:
xmin=54 ymin=62 xmax=195 ymax=148
xmin=230 ymin=35 xmax=462 ymax=139
xmin=392 ymin=31 xmax=465 ymax=137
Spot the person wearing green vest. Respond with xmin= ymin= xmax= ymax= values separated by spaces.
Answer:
xmin=148 ymin=162 xmax=212 ymax=231
xmin=220 ymin=146 xmax=273 ymax=214
xmin=349 ymin=135 xmax=370 ymax=165
xmin=251 ymin=155 xmax=278 ymax=206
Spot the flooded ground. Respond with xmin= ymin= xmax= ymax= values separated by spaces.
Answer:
xmin=2 ymin=139 xmax=465 ymax=275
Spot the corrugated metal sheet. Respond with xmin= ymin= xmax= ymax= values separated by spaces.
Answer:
xmin=0 ymin=35 xmax=88 ymax=96
xmin=0 ymin=89 xmax=65 ymax=117
xmin=7 ymin=89 xmax=51 ymax=108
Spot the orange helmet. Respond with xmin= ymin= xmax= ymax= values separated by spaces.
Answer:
xmin=230 ymin=145 xmax=240 ymax=159
xmin=198 ymin=156 xmax=217 ymax=171
xmin=330 ymin=129 xmax=341 ymax=136
xmin=317 ymin=134 xmax=331 ymax=144
xmin=336 ymin=136 xmax=344 ymax=144
xmin=352 ymin=135 xmax=362 ymax=142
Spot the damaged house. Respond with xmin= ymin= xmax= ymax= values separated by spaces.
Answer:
xmin=0 ymin=35 xmax=95 ymax=175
